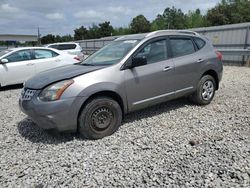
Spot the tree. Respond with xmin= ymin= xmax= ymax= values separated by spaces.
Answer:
xmin=74 ymin=26 xmax=88 ymax=40
xmin=163 ymin=7 xmax=187 ymax=29
xmin=97 ymin=21 xmax=114 ymax=37
xmin=206 ymin=0 xmax=250 ymax=26
xmin=61 ymin=35 xmax=73 ymax=42
xmin=41 ymin=34 xmax=56 ymax=44
xmin=151 ymin=14 xmax=166 ymax=31
xmin=186 ymin=9 xmax=206 ymax=28
xmin=130 ymin=15 xmax=151 ymax=33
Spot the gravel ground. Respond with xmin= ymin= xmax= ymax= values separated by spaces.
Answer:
xmin=0 ymin=66 xmax=249 ymax=187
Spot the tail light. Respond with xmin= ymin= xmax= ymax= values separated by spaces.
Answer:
xmin=215 ymin=51 xmax=222 ymax=61
xmin=74 ymin=56 xmax=81 ymax=62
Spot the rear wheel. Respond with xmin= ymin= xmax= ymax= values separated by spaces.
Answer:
xmin=191 ymin=75 xmax=216 ymax=105
xmin=78 ymin=97 xmax=122 ymax=139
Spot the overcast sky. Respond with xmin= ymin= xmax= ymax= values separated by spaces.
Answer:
xmin=0 ymin=0 xmax=220 ymax=36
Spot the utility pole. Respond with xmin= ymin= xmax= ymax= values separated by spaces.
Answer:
xmin=37 ymin=27 xmax=41 ymax=46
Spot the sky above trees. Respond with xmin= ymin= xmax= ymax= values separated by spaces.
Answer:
xmin=0 ymin=0 xmax=220 ymax=35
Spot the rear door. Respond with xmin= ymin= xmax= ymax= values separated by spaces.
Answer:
xmin=0 ymin=49 xmax=35 ymax=86
xmin=33 ymin=49 xmax=61 ymax=73
xmin=168 ymin=36 xmax=201 ymax=94
xmin=124 ymin=38 xmax=175 ymax=111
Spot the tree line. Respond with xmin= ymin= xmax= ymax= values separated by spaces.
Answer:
xmin=41 ymin=0 xmax=250 ymax=44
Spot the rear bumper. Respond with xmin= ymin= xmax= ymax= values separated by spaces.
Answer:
xmin=19 ymin=95 xmax=87 ymax=132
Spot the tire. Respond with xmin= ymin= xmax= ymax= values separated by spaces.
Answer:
xmin=191 ymin=75 xmax=216 ymax=105
xmin=78 ymin=97 xmax=122 ymax=139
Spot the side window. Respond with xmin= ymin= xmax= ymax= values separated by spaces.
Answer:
xmin=170 ymin=38 xmax=196 ymax=57
xmin=135 ymin=39 xmax=167 ymax=64
xmin=6 ymin=50 xmax=32 ymax=63
xmin=193 ymin=37 xmax=206 ymax=49
xmin=48 ymin=45 xmax=59 ymax=50
xmin=59 ymin=44 xmax=77 ymax=50
xmin=34 ymin=49 xmax=58 ymax=59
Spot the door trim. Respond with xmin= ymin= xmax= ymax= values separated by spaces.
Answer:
xmin=132 ymin=86 xmax=193 ymax=106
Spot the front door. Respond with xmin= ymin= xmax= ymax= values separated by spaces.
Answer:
xmin=124 ymin=38 xmax=175 ymax=111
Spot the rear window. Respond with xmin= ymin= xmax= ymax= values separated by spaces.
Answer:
xmin=58 ymin=44 xmax=77 ymax=50
xmin=193 ymin=37 xmax=206 ymax=49
xmin=170 ymin=38 xmax=196 ymax=57
xmin=48 ymin=44 xmax=77 ymax=50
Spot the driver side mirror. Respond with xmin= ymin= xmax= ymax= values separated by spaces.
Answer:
xmin=130 ymin=56 xmax=147 ymax=68
xmin=0 ymin=59 xmax=8 ymax=64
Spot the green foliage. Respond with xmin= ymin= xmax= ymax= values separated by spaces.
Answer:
xmin=162 ymin=7 xmax=187 ymax=29
xmin=151 ymin=14 xmax=166 ymax=31
xmin=74 ymin=26 xmax=88 ymax=40
xmin=98 ymin=21 xmax=114 ymax=37
xmin=207 ymin=0 xmax=250 ymax=26
xmin=41 ymin=34 xmax=73 ymax=44
xmin=130 ymin=15 xmax=151 ymax=33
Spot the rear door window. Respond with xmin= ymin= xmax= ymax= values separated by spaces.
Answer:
xmin=34 ymin=49 xmax=58 ymax=59
xmin=169 ymin=38 xmax=196 ymax=57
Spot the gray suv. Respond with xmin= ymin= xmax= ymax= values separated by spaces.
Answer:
xmin=19 ymin=30 xmax=223 ymax=139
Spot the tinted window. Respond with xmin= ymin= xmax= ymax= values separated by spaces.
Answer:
xmin=170 ymin=38 xmax=195 ymax=57
xmin=136 ymin=39 xmax=167 ymax=64
xmin=58 ymin=44 xmax=77 ymax=50
xmin=193 ymin=37 xmax=206 ymax=49
xmin=34 ymin=49 xmax=58 ymax=59
xmin=48 ymin=45 xmax=59 ymax=49
xmin=6 ymin=50 xmax=32 ymax=62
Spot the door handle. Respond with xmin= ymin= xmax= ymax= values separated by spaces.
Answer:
xmin=197 ymin=59 xmax=204 ymax=63
xmin=163 ymin=66 xmax=173 ymax=72
xmin=26 ymin=63 xmax=34 ymax=66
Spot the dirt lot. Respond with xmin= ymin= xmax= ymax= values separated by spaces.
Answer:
xmin=0 ymin=66 xmax=249 ymax=187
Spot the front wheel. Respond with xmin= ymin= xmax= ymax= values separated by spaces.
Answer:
xmin=78 ymin=97 xmax=122 ymax=139
xmin=191 ymin=75 xmax=216 ymax=105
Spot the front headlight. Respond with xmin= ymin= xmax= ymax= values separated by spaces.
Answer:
xmin=39 ymin=80 xmax=74 ymax=101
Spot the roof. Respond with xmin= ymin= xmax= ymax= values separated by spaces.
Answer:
xmin=0 ymin=34 xmax=37 ymax=42
xmin=115 ymin=30 xmax=200 ymax=41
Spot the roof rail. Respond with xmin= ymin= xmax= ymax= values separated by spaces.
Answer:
xmin=146 ymin=30 xmax=200 ymax=37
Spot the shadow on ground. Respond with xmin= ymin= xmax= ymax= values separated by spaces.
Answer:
xmin=18 ymin=98 xmax=194 ymax=144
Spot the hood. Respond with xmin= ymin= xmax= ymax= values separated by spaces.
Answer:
xmin=25 ymin=64 xmax=106 ymax=89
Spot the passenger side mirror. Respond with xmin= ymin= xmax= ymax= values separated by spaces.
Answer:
xmin=0 ymin=59 xmax=8 ymax=64
xmin=131 ymin=56 xmax=147 ymax=68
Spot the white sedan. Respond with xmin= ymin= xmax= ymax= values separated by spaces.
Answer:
xmin=0 ymin=47 xmax=80 ymax=87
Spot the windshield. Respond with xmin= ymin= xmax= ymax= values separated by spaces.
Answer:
xmin=81 ymin=40 xmax=140 ymax=66
xmin=0 ymin=49 xmax=12 ymax=57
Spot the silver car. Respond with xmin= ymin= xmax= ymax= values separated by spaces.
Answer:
xmin=19 ymin=30 xmax=223 ymax=139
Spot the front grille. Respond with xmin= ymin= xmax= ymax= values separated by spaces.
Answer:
xmin=21 ymin=88 xmax=36 ymax=101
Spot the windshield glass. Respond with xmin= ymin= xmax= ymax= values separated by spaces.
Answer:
xmin=0 ymin=49 xmax=12 ymax=57
xmin=82 ymin=40 xmax=140 ymax=66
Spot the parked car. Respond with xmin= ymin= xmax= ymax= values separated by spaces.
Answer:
xmin=19 ymin=30 xmax=223 ymax=139
xmin=45 ymin=42 xmax=84 ymax=60
xmin=0 ymin=47 xmax=80 ymax=87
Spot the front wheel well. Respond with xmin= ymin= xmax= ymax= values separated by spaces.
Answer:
xmin=78 ymin=91 xmax=125 ymax=120
xmin=202 ymin=70 xmax=219 ymax=90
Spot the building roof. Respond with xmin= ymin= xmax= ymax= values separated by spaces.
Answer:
xmin=0 ymin=34 xmax=38 ymax=42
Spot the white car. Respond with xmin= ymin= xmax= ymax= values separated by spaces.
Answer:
xmin=46 ymin=42 xmax=83 ymax=56
xmin=0 ymin=47 xmax=80 ymax=87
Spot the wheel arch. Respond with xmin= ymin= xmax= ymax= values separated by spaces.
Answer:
xmin=77 ymin=90 xmax=125 ymax=123
xmin=201 ymin=69 xmax=219 ymax=90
